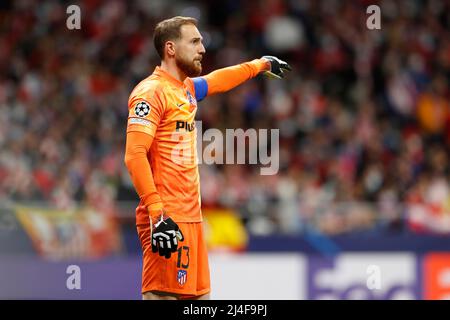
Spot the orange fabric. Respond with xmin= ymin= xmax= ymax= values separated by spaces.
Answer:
xmin=203 ymin=58 xmax=269 ymax=96
xmin=124 ymin=131 xmax=164 ymax=222
xmin=126 ymin=66 xmax=202 ymax=223
xmin=137 ymin=219 xmax=210 ymax=297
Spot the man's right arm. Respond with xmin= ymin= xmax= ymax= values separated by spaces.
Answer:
xmin=124 ymin=130 xmax=184 ymax=258
xmin=124 ymin=131 xmax=163 ymax=217
xmin=125 ymin=91 xmax=184 ymax=258
xmin=125 ymin=90 xmax=166 ymax=220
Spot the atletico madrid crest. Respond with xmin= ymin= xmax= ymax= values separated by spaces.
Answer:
xmin=177 ymin=270 xmax=187 ymax=286
xmin=186 ymin=91 xmax=197 ymax=112
xmin=186 ymin=91 xmax=197 ymax=106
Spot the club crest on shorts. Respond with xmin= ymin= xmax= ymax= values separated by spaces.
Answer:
xmin=134 ymin=101 xmax=150 ymax=117
xmin=177 ymin=270 xmax=187 ymax=286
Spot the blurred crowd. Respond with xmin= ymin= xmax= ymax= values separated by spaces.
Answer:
xmin=0 ymin=0 xmax=449 ymax=236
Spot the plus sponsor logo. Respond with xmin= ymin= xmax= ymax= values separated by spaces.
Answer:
xmin=175 ymin=120 xmax=195 ymax=132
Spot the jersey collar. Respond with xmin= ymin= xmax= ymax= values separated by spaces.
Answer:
xmin=153 ymin=66 xmax=187 ymax=88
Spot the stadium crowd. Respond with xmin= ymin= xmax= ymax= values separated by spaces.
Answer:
xmin=0 ymin=0 xmax=449 ymax=236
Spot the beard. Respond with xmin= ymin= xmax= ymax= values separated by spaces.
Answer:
xmin=176 ymin=55 xmax=202 ymax=77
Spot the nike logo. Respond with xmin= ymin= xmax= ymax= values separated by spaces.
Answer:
xmin=176 ymin=103 xmax=185 ymax=108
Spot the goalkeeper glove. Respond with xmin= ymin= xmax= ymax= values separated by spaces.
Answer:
xmin=261 ymin=55 xmax=292 ymax=79
xmin=151 ymin=211 xmax=184 ymax=259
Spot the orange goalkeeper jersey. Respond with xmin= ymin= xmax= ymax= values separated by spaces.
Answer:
xmin=128 ymin=66 xmax=202 ymax=223
xmin=126 ymin=60 xmax=269 ymax=224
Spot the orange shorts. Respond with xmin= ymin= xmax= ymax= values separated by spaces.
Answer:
xmin=137 ymin=221 xmax=211 ymax=298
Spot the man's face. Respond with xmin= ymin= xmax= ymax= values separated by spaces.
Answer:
xmin=174 ymin=24 xmax=205 ymax=77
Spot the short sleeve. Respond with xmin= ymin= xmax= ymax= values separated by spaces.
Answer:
xmin=127 ymin=89 xmax=165 ymax=137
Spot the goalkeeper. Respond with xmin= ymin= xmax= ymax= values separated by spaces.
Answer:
xmin=124 ymin=16 xmax=290 ymax=300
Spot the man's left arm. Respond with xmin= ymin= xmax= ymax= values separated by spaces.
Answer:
xmin=191 ymin=57 xmax=291 ymax=100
